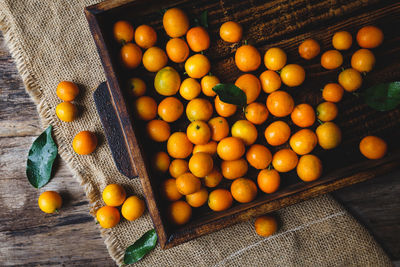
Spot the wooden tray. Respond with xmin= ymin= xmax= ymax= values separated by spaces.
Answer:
xmin=85 ymin=0 xmax=400 ymax=249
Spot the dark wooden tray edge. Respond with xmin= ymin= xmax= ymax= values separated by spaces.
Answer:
xmin=93 ymin=82 xmax=137 ymax=178
xmin=85 ymin=3 xmax=171 ymax=247
xmin=164 ymin=157 xmax=400 ymax=248
xmin=85 ymin=0 xmax=400 ymax=250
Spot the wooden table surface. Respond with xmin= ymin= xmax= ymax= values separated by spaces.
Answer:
xmin=0 ymin=31 xmax=399 ymax=266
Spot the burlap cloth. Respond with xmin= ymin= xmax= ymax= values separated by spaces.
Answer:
xmin=0 ymin=0 xmax=393 ymax=266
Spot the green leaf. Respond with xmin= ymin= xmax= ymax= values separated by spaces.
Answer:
xmin=213 ymin=83 xmax=247 ymax=107
xmin=364 ymin=82 xmax=400 ymax=111
xmin=200 ymin=11 xmax=208 ymax=28
xmin=26 ymin=125 xmax=58 ymax=188
xmin=124 ymin=229 xmax=157 ymax=264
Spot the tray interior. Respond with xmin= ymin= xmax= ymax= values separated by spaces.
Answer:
xmin=87 ymin=0 xmax=400 ymax=247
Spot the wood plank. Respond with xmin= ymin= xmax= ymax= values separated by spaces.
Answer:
xmin=0 ymin=33 xmax=114 ymax=266
xmin=332 ymin=171 xmax=400 ymax=260
xmin=0 ymin=135 xmax=114 ymax=266
xmin=0 ymin=36 xmax=41 ymax=137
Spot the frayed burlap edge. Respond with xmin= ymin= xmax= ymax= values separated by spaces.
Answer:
xmin=0 ymin=5 xmax=126 ymax=265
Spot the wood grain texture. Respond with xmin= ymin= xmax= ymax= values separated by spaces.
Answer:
xmin=0 ymin=4 xmax=399 ymax=267
xmin=0 ymin=34 xmax=115 ymax=266
xmin=86 ymin=0 xmax=400 ymax=249
xmin=0 ymin=138 xmax=113 ymax=266
xmin=331 ymin=170 xmax=400 ymax=260
xmin=0 ymin=42 xmax=41 ymax=137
